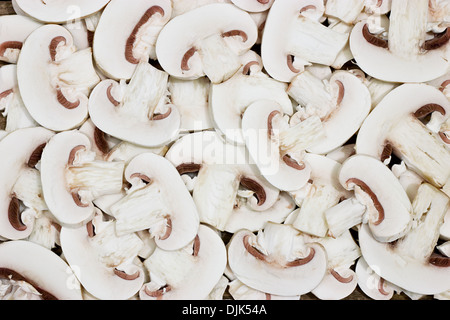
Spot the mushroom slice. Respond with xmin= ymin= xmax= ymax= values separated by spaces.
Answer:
xmin=40 ymin=130 xmax=125 ymax=227
xmin=93 ymin=0 xmax=172 ymax=80
xmin=231 ymin=0 xmax=274 ymax=13
xmin=155 ymin=3 xmax=258 ymax=84
xmin=109 ymin=152 xmax=199 ymax=251
xmin=0 ymin=14 xmax=42 ymax=63
xmin=350 ymin=0 xmax=450 ymax=82
xmin=242 ymin=99 xmax=325 ymax=191
xmin=89 ymin=61 xmax=180 ymax=148
xmin=0 ymin=64 xmax=37 ymax=132
xmin=228 ymin=279 xmax=300 ymax=300
xmin=311 ymin=231 xmax=361 ymax=300
xmin=60 ymin=210 xmax=145 ymax=300
xmin=355 ymin=256 xmax=396 ymax=300
xmin=288 ymin=153 xmax=351 ymax=238
xmin=339 ymin=154 xmax=412 ymax=242
xmin=261 ymin=0 xmax=348 ymax=82
xmin=165 ymin=130 xmax=280 ymax=231
xmin=140 ymin=224 xmax=227 ymax=300
xmin=288 ymin=70 xmax=371 ymax=154
xmin=228 ymin=222 xmax=327 ymax=296
xmin=356 ymin=83 xmax=450 ymax=197
xmin=14 ymin=0 xmax=110 ymax=23
xmin=210 ymin=51 xmax=293 ymax=145
xmin=0 ymin=127 xmax=54 ymax=240
xmin=325 ymin=0 xmax=366 ymax=24
xmin=0 ymin=240 xmax=82 ymax=300
xmin=359 ymin=183 xmax=450 ymax=295
xmin=17 ymin=24 xmax=100 ymax=131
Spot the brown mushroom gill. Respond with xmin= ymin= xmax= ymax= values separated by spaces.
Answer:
xmin=330 ymin=269 xmax=354 ymax=283
xmin=56 ymin=87 xmax=80 ymax=110
xmin=114 ymin=268 xmax=140 ymax=281
xmin=93 ymin=127 xmax=110 ymax=155
xmin=176 ymin=163 xmax=202 ymax=175
xmin=28 ymin=143 xmax=47 ymax=168
xmin=287 ymin=55 xmax=301 ymax=73
xmin=8 ymin=196 xmax=27 ymax=232
xmin=422 ymin=28 xmax=450 ymax=51
xmin=240 ymin=177 xmax=267 ymax=206
xmin=346 ymin=178 xmax=384 ymax=225
xmin=181 ymin=47 xmax=197 ymax=71
xmin=362 ymin=24 xmax=388 ymax=49
xmin=106 ymin=84 xmax=120 ymax=107
xmin=0 ymin=89 xmax=13 ymax=100
xmin=144 ymin=284 xmax=172 ymax=299
xmin=49 ymin=36 xmax=66 ymax=62
xmin=0 ymin=268 xmax=58 ymax=300
xmin=158 ymin=216 xmax=172 ymax=241
xmin=67 ymin=145 xmax=89 ymax=208
xmin=125 ymin=6 xmax=165 ymax=64
xmin=242 ymin=61 xmax=259 ymax=75
xmin=282 ymin=154 xmax=306 ymax=171
xmin=221 ymin=30 xmax=248 ymax=42
xmin=429 ymin=253 xmax=450 ymax=267
xmin=150 ymin=107 xmax=172 ymax=121
xmin=0 ymin=41 xmax=23 ymax=57
xmin=192 ymin=235 xmax=200 ymax=257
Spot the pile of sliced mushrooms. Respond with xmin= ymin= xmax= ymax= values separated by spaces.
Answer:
xmin=1 ymin=0 xmax=450 ymax=301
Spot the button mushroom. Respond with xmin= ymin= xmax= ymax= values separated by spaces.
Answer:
xmin=155 ymin=3 xmax=258 ymax=84
xmin=17 ymin=24 xmax=100 ymax=131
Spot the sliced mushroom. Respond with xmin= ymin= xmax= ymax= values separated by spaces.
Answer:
xmin=155 ymin=3 xmax=258 ymax=84
xmin=40 ymin=130 xmax=125 ymax=227
xmin=17 ymin=24 xmax=100 ymax=131
xmin=231 ymin=0 xmax=274 ymax=13
xmin=288 ymin=69 xmax=371 ymax=154
xmin=0 ymin=127 xmax=54 ymax=240
xmin=228 ymin=279 xmax=300 ymax=300
xmin=228 ymin=222 xmax=327 ymax=296
xmin=359 ymin=183 xmax=450 ymax=295
xmin=165 ymin=130 xmax=280 ymax=231
xmin=14 ymin=0 xmax=110 ymax=23
xmin=93 ymin=0 xmax=172 ymax=80
xmin=261 ymin=0 xmax=348 ymax=82
xmin=0 ymin=64 xmax=37 ymax=132
xmin=0 ymin=14 xmax=42 ymax=63
xmin=0 ymin=240 xmax=82 ymax=300
xmin=140 ymin=224 xmax=227 ymax=300
xmin=60 ymin=209 xmax=145 ymax=300
xmin=350 ymin=0 xmax=450 ymax=82
xmin=355 ymin=256 xmax=396 ymax=300
xmin=89 ymin=61 xmax=180 ymax=148
xmin=210 ymin=50 xmax=293 ymax=145
xmin=325 ymin=0 xmax=366 ymax=24
xmin=356 ymin=83 xmax=450 ymax=197
xmin=109 ymin=152 xmax=199 ymax=251
xmin=338 ymin=154 xmax=412 ymax=242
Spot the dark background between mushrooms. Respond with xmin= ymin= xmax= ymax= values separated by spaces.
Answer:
xmin=0 ymin=0 xmax=422 ymax=300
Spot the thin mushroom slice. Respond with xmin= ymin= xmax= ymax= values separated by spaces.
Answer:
xmin=109 ymin=152 xmax=199 ymax=251
xmin=93 ymin=0 xmax=172 ymax=80
xmin=140 ymin=224 xmax=227 ymax=300
xmin=60 ymin=210 xmax=145 ymax=300
xmin=0 ymin=240 xmax=82 ymax=300
xmin=17 ymin=24 xmax=100 ymax=131
xmin=40 ymin=130 xmax=125 ymax=227
xmin=89 ymin=62 xmax=180 ymax=148
xmin=14 ymin=0 xmax=110 ymax=24
xmin=0 ymin=14 xmax=42 ymax=64
xmin=155 ymin=3 xmax=258 ymax=84
xmin=339 ymin=154 xmax=412 ymax=242
xmin=355 ymin=256 xmax=396 ymax=300
xmin=228 ymin=222 xmax=327 ymax=296
xmin=0 ymin=127 xmax=54 ymax=240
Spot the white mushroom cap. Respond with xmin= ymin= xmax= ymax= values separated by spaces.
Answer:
xmin=17 ymin=24 xmax=100 ymax=131
xmin=93 ymin=0 xmax=172 ymax=80
xmin=0 ymin=240 xmax=82 ymax=300
xmin=0 ymin=127 xmax=54 ymax=240
xmin=339 ymin=154 xmax=412 ymax=242
xmin=140 ymin=224 xmax=227 ymax=300
xmin=0 ymin=14 xmax=42 ymax=64
xmin=14 ymin=0 xmax=110 ymax=23
xmin=155 ymin=3 xmax=258 ymax=84
xmin=227 ymin=222 xmax=328 ymax=296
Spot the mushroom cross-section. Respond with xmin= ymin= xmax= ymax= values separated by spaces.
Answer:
xmin=40 ymin=130 xmax=125 ymax=227
xmin=356 ymin=83 xmax=450 ymax=197
xmin=109 ymin=152 xmax=200 ymax=251
xmin=261 ymin=0 xmax=348 ymax=82
xmin=0 ymin=14 xmax=42 ymax=64
xmin=93 ymin=0 xmax=172 ymax=80
xmin=140 ymin=224 xmax=227 ymax=300
xmin=241 ymin=99 xmax=326 ymax=191
xmin=228 ymin=222 xmax=328 ymax=296
xmin=17 ymin=24 xmax=100 ymax=131
xmin=88 ymin=61 xmax=180 ymax=148
xmin=359 ymin=183 xmax=450 ymax=295
xmin=350 ymin=0 xmax=450 ymax=82
xmin=14 ymin=0 xmax=110 ymax=23
xmin=60 ymin=209 xmax=145 ymax=300
xmin=155 ymin=3 xmax=258 ymax=84
xmin=165 ymin=130 xmax=281 ymax=232
xmin=0 ymin=127 xmax=54 ymax=240
xmin=0 ymin=240 xmax=82 ymax=300
xmin=338 ymin=154 xmax=412 ymax=242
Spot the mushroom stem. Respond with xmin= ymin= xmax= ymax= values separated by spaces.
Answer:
xmin=278 ymin=115 xmax=324 ymax=155
xmin=346 ymin=178 xmax=384 ymax=225
xmin=325 ymin=197 xmax=366 ymax=238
